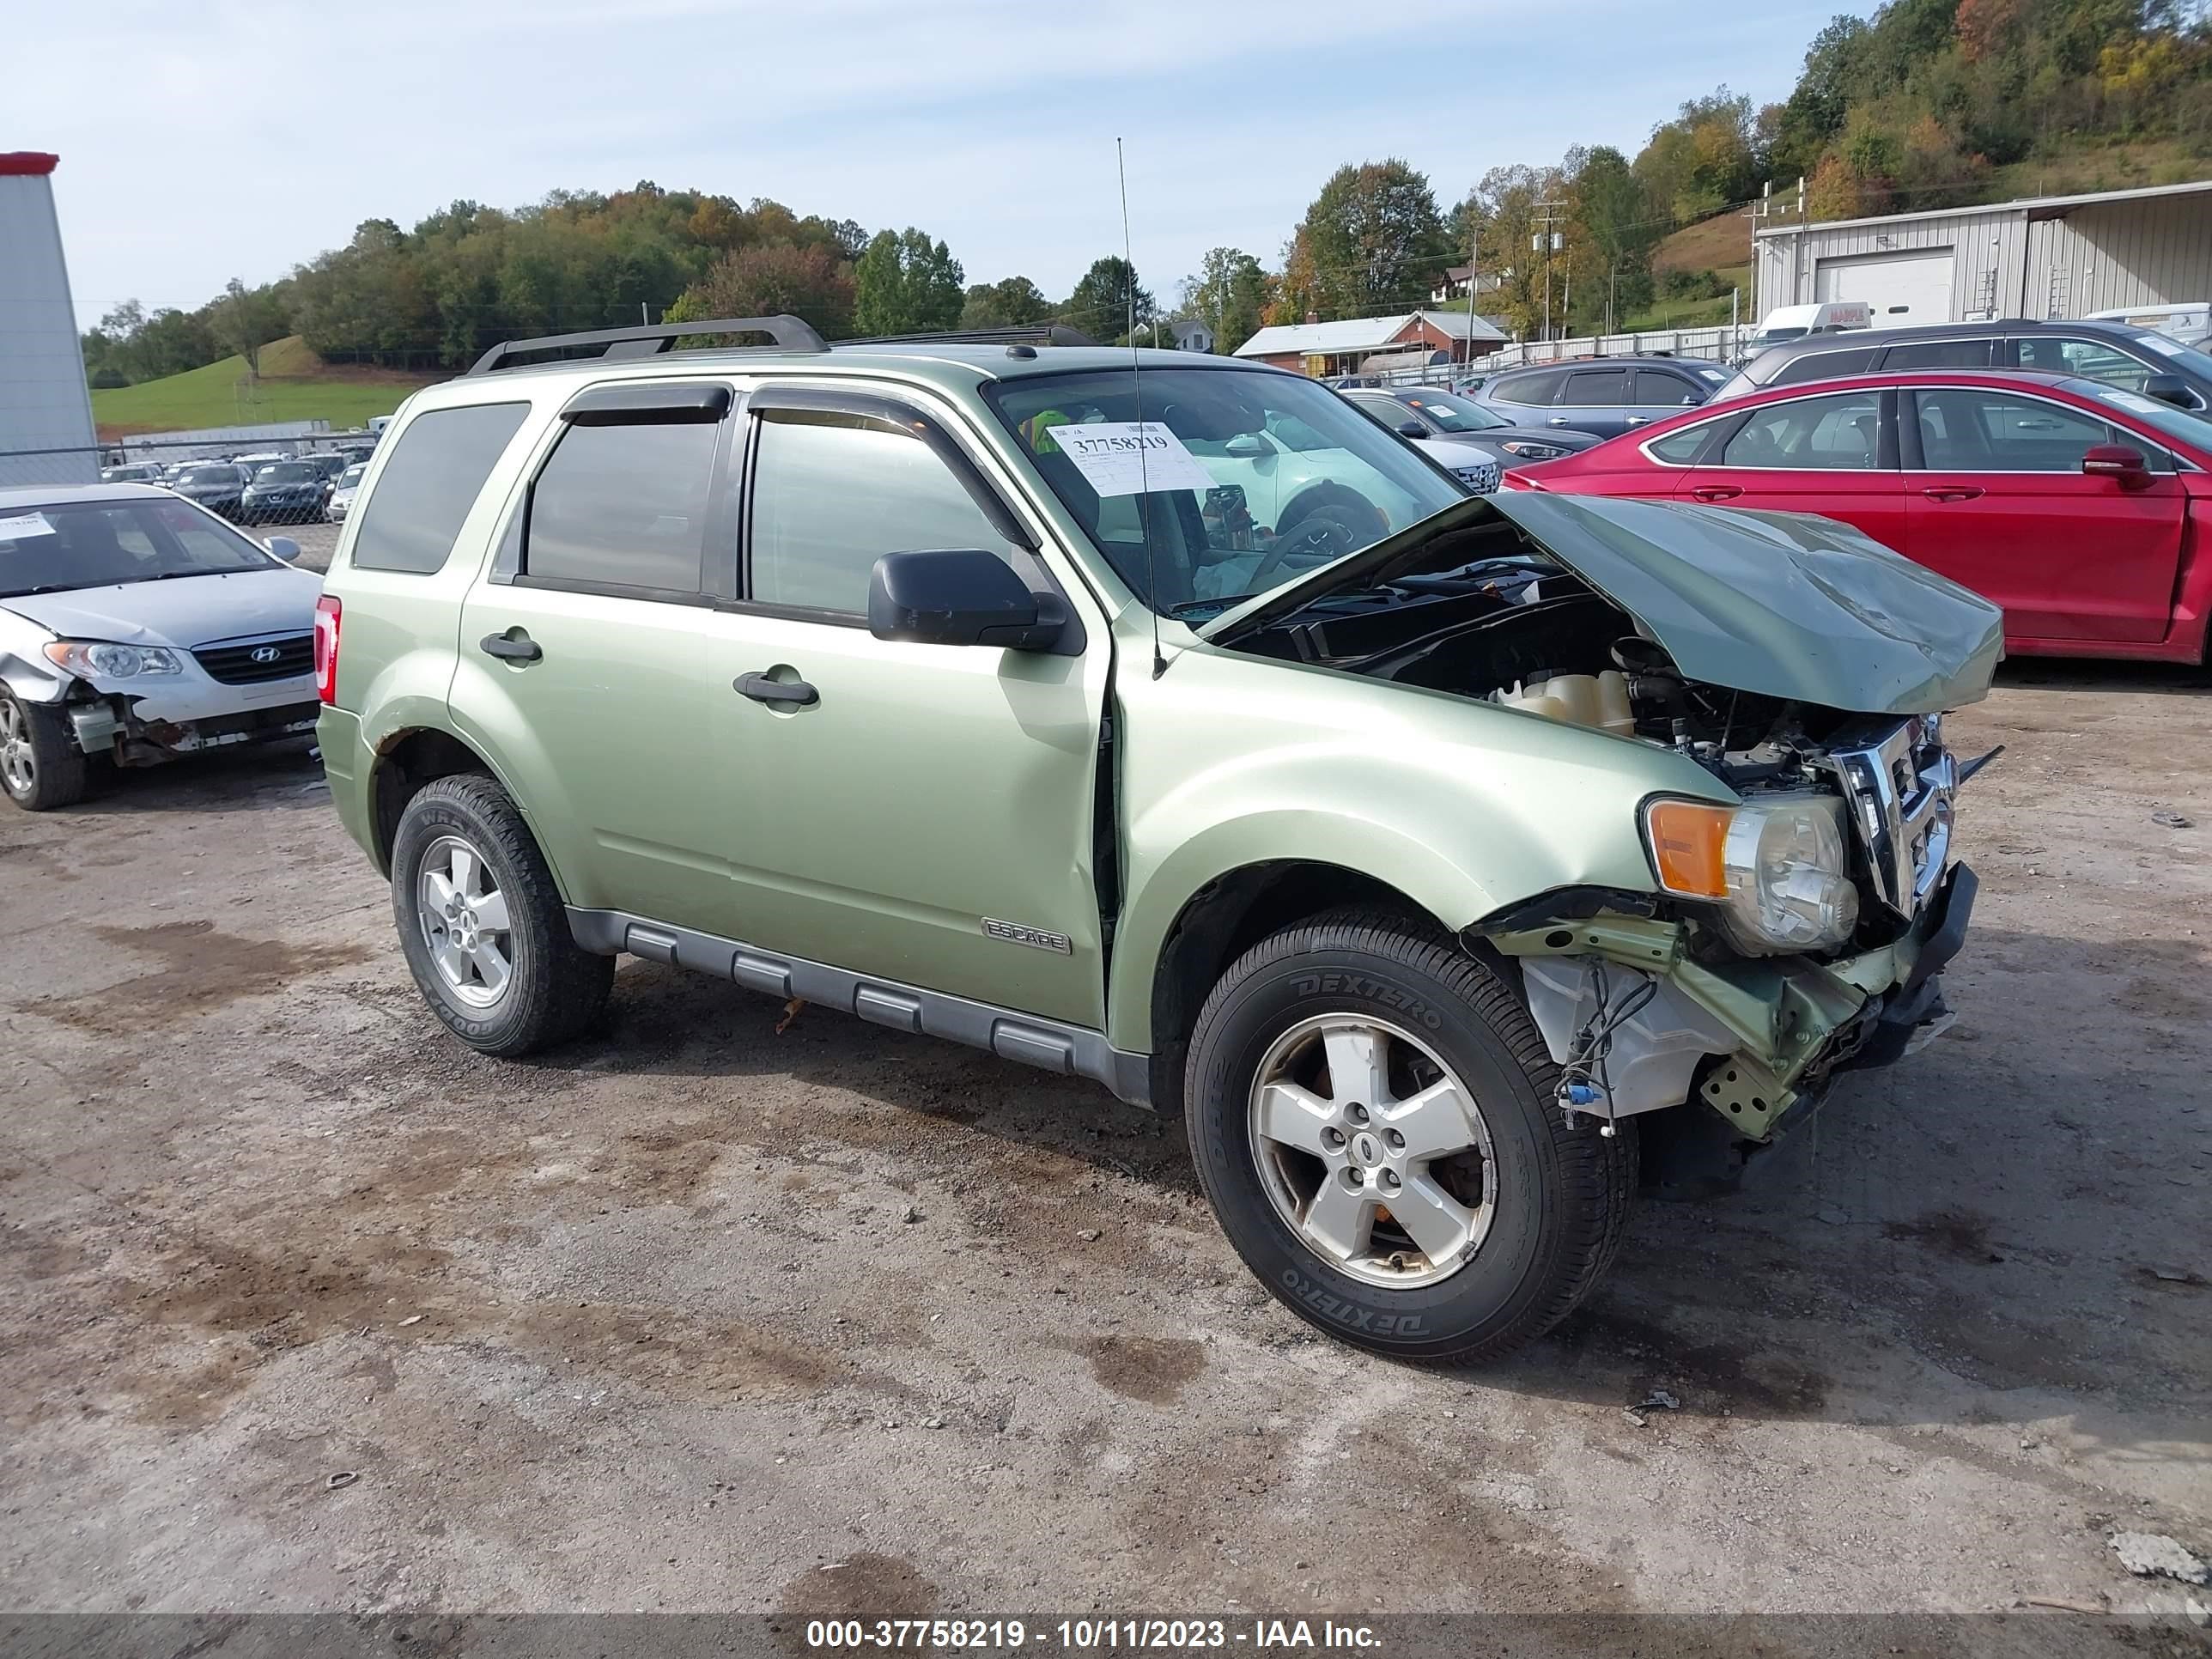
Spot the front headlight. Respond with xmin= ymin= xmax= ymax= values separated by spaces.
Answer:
xmin=1643 ymin=795 xmax=1859 ymax=953
xmin=43 ymin=641 xmax=185 ymax=680
xmin=1498 ymin=440 xmax=1567 ymax=460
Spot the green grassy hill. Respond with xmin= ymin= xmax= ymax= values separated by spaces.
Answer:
xmin=93 ymin=337 xmax=444 ymax=435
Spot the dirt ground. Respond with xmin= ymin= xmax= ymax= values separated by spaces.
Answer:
xmin=2 ymin=645 xmax=2208 ymax=1632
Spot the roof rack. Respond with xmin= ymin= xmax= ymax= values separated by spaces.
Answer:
xmin=465 ymin=314 xmax=829 ymax=377
xmin=839 ymin=324 xmax=1100 ymax=349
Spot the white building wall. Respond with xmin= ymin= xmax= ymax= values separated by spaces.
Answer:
xmin=0 ymin=155 xmax=98 ymax=489
xmin=1755 ymin=183 xmax=2212 ymax=325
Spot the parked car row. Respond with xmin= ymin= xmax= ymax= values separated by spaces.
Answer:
xmin=99 ymin=443 xmax=375 ymax=525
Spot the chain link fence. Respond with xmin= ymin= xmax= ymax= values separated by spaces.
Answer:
xmin=2 ymin=431 xmax=378 ymax=529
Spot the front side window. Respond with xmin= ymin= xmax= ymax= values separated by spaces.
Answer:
xmin=0 ymin=498 xmax=277 ymax=598
xmin=1915 ymin=389 xmax=2138 ymax=472
xmin=1561 ymin=368 xmax=1630 ymax=405
xmin=526 ymin=419 xmax=719 ymax=595
xmin=1629 ymin=369 xmax=1700 ymax=408
xmin=1345 ymin=394 xmax=1414 ymax=432
xmin=748 ymin=414 xmax=1018 ymax=615
xmin=351 ymin=401 xmax=530 ymax=574
xmin=1718 ymin=392 xmax=1884 ymax=470
xmin=985 ymin=367 xmax=1463 ymax=619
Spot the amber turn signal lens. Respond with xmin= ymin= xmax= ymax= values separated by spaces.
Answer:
xmin=1643 ymin=799 xmax=1734 ymax=899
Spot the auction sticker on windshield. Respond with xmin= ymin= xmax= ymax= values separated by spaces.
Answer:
xmin=1049 ymin=422 xmax=1216 ymax=497
xmin=0 ymin=513 xmax=57 ymax=541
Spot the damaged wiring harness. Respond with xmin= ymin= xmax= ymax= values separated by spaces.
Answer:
xmin=1552 ymin=958 xmax=1660 ymax=1139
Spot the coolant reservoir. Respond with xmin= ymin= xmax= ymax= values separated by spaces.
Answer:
xmin=1492 ymin=671 xmax=1636 ymax=735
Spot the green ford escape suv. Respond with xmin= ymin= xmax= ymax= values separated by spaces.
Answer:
xmin=316 ymin=316 xmax=2000 ymax=1361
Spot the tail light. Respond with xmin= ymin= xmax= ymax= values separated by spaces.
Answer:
xmin=313 ymin=593 xmax=342 ymax=705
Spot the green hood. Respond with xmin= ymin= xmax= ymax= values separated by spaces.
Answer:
xmin=1202 ymin=491 xmax=2005 ymax=715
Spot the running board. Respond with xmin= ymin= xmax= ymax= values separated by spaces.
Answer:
xmin=564 ymin=907 xmax=1151 ymax=1109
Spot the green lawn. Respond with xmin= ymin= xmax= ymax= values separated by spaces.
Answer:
xmin=1618 ymin=265 xmax=1753 ymax=334
xmin=93 ymin=339 xmax=443 ymax=434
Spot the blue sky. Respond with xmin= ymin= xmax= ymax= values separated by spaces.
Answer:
xmin=24 ymin=0 xmax=1854 ymax=330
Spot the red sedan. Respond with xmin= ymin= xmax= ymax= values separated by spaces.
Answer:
xmin=1504 ymin=368 xmax=2212 ymax=663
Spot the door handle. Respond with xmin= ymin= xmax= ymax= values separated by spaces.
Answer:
xmin=1547 ymin=416 xmax=1571 ymax=426
xmin=1690 ymin=484 xmax=1742 ymax=502
xmin=479 ymin=632 xmax=542 ymax=662
xmin=1921 ymin=486 xmax=1985 ymax=502
xmin=1624 ymin=416 xmax=1649 ymax=426
xmin=734 ymin=671 xmax=818 ymax=708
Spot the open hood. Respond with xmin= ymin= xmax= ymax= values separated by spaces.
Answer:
xmin=1200 ymin=492 xmax=2004 ymax=715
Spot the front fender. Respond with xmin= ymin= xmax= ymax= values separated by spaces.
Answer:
xmin=0 ymin=612 xmax=67 ymax=703
xmin=1105 ymin=638 xmax=1735 ymax=1052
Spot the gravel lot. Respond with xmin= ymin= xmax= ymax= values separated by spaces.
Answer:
xmin=2 ymin=657 xmax=2209 ymax=1632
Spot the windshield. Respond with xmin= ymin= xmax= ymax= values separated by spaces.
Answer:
xmin=338 ymin=465 xmax=367 ymax=487
xmin=2138 ymin=331 xmax=2212 ymax=379
xmin=2066 ymin=378 xmax=2212 ymax=452
xmin=1395 ymin=390 xmax=1505 ymax=434
xmin=181 ymin=466 xmax=239 ymax=486
xmin=0 ymin=498 xmax=277 ymax=598
xmin=1693 ymin=366 xmax=1729 ymax=384
xmin=256 ymin=463 xmax=319 ymax=484
xmin=984 ymin=368 xmax=1464 ymax=619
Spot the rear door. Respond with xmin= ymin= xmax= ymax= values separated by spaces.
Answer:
xmin=1903 ymin=384 xmax=2186 ymax=644
xmin=452 ymin=380 xmax=747 ymax=934
xmin=1553 ymin=366 xmax=1635 ymax=438
xmin=1669 ymin=387 xmax=1910 ymax=551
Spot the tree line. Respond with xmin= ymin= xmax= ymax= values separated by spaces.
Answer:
xmin=82 ymin=0 xmax=2212 ymax=386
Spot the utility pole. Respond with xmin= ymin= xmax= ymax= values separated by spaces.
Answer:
xmin=1532 ymin=200 xmax=1566 ymax=342
xmin=1464 ymin=220 xmax=1479 ymax=372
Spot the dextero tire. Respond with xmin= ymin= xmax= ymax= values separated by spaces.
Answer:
xmin=0 ymin=691 xmax=89 ymax=811
xmin=1185 ymin=909 xmax=1635 ymax=1363
xmin=389 ymin=773 xmax=613 ymax=1057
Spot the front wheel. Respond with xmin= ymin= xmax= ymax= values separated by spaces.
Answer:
xmin=1185 ymin=911 xmax=1635 ymax=1362
xmin=0 ymin=691 xmax=88 ymax=811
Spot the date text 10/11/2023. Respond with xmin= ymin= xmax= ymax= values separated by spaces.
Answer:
xmin=803 ymin=1618 xmax=1384 ymax=1650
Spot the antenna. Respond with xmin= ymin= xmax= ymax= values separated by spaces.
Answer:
xmin=1118 ymin=137 xmax=1167 ymax=680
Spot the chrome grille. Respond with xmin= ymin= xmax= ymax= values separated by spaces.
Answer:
xmin=1453 ymin=460 xmax=1502 ymax=495
xmin=193 ymin=633 xmax=313 ymax=685
xmin=1828 ymin=715 xmax=1956 ymax=918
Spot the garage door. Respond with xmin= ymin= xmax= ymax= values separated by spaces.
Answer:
xmin=1815 ymin=250 xmax=1955 ymax=326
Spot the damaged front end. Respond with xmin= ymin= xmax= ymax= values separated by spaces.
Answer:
xmin=1204 ymin=489 xmax=2004 ymax=1178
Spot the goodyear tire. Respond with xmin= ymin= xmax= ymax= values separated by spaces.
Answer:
xmin=1186 ymin=910 xmax=1635 ymax=1362
xmin=390 ymin=774 xmax=613 ymax=1057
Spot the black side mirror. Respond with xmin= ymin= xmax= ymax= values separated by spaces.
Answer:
xmin=2142 ymin=373 xmax=2192 ymax=409
xmin=867 ymin=550 xmax=1063 ymax=651
xmin=1396 ymin=420 xmax=1427 ymax=439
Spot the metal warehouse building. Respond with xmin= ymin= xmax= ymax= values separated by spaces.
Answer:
xmin=0 ymin=152 xmax=98 ymax=489
xmin=1754 ymin=179 xmax=2212 ymax=328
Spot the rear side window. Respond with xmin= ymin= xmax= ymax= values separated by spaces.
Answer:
xmin=749 ymin=413 xmax=1019 ymax=615
xmin=1490 ymin=368 xmax=1567 ymax=406
xmin=349 ymin=403 xmax=528 ymax=574
xmin=524 ymin=420 xmax=719 ymax=596
xmin=1647 ymin=422 xmax=1718 ymax=464
xmin=1769 ymin=347 xmax=1876 ymax=387
xmin=1719 ymin=391 xmax=1884 ymax=470
xmin=1561 ymin=368 xmax=1630 ymax=405
xmin=1881 ymin=337 xmax=1992 ymax=370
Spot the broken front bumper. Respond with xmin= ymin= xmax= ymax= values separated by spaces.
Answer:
xmin=70 ymin=696 xmax=321 ymax=767
xmin=1488 ymin=860 xmax=1978 ymax=1141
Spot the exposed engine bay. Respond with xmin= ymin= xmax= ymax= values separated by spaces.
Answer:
xmin=1227 ymin=513 xmax=1863 ymax=793
xmin=1223 ymin=507 xmax=1978 ymax=1176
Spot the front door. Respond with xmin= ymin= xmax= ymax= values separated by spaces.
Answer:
xmin=1669 ymin=386 xmax=1911 ymax=553
xmin=453 ymin=386 xmax=745 ymax=935
xmin=1904 ymin=386 xmax=2187 ymax=644
xmin=707 ymin=387 xmax=1109 ymax=1028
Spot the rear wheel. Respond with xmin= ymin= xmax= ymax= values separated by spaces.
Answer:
xmin=1186 ymin=910 xmax=1635 ymax=1362
xmin=0 ymin=691 xmax=88 ymax=811
xmin=390 ymin=774 xmax=613 ymax=1056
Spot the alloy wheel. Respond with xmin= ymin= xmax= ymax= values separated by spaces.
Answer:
xmin=415 ymin=835 xmax=514 ymax=1007
xmin=1247 ymin=1013 xmax=1498 ymax=1288
xmin=0 ymin=701 xmax=35 ymax=798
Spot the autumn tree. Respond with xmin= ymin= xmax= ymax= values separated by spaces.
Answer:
xmin=1287 ymin=160 xmax=1450 ymax=317
xmin=665 ymin=242 xmax=856 ymax=336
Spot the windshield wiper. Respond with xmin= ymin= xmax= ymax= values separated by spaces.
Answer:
xmin=1165 ymin=592 xmax=1263 ymax=619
